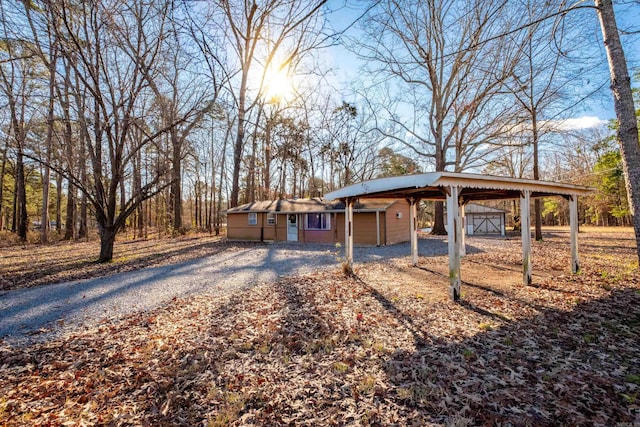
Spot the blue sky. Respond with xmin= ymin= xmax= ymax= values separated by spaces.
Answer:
xmin=322 ymin=0 xmax=639 ymax=130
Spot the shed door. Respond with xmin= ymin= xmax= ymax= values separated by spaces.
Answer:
xmin=287 ymin=214 xmax=298 ymax=241
xmin=473 ymin=214 xmax=502 ymax=234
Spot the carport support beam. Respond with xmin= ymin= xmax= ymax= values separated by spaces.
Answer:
xmin=521 ymin=190 xmax=532 ymax=285
xmin=345 ymin=197 xmax=354 ymax=268
xmin=460 ymin=203 xmax=466 ymax=257
xmin=410 ymin=197 xmax=418 ymax=266
xmin=446 ymin=186 xmax=461 ymax=300
xmin=570 ymin=195 xmax=580 ymax=273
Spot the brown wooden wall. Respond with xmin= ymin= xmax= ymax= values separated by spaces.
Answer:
xmin=385 ymin=200 xmax=411 ymax=245
xmin=335 ymin=213 xmax=345 ymax=244
xmin=226 ymin=212 xmax=265 ymax=241
xmin=227 ymin=202 xmax=411 ymax=245
xmin=353 ymin=212 xmax=379 ymax=245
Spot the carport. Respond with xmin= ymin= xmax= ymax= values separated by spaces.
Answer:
xmin=324 ymin=172 xmax=594 ymax=301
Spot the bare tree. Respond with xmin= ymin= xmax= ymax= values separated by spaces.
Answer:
xmin=0 ymin=2 xmax=44 ymax=241
xmin=132 ymin=8 xmax=220 ymax=235
xmin=53 ymin=0 xmax=176 ymax=261
xmin=21 ymin=2 xmax=59 ymax=243
xmin=356 ymin=0 xmax=520 ymax=234
xmin=595 ymin=0 xmax=640 ymax=261
xmin=502 ymin=0 xmax=597 ymax=241
xmin=212 ymin=0 xmax=328 ymax=207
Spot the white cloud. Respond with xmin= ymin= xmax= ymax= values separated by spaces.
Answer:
xmin=544 ymin=116 xmax=609 ymax=131
xmin=499 ymin=115 xmax=609 ymax=137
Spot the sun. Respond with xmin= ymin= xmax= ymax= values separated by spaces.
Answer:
xmin=263 ymin=64 xmax=294 ymax=103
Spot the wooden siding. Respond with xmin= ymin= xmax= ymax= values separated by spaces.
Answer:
xmin=353 ymin=212 xmax=379 ymax=246
xmin=226 ymin=212 xmax=265 ymax=241
xmin=335 ymin=213 xmax=345 ymax=244
xmin=274 ymin=214 xmax=287 ymax=241
xmin=385 ymin=200 xmax=411 ymax=245
xmin=302 ymin=229 xmax=335 ymax=244
xmin=226 ymin=201 xmax=412 ymax=245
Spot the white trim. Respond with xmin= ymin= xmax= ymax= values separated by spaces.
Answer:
xmin=287 ymin=214 xmax=298 ymax=241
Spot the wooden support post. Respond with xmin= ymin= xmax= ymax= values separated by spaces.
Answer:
xmin=446 ymin=186 xmax=461 ymax=300
xmin=345 ymin=198 xmax=354 ymax=267
xmin=569 ymin=195 xmax=580 ymax=273
xmin=410 ymin=197 xmax=418 ymax=266
xmin=460 ymin=203 xmax=466 ymax=257
xmin=376 ymin=210 xmax=381 ymax=246
xmin=520 ymin=190 xmax=532 ymax=285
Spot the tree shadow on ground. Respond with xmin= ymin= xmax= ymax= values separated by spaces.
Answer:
xmin=363 ymin=278 xmax=640 ymax=425
xmin=2 ymin=238 xmax=235 ymax=291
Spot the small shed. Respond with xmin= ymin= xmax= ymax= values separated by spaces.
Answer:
xmin=464 ymin=203 xmax=507 ymax=236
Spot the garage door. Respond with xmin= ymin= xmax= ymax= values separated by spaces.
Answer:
xmin=472 ymin=214 xmax=502 ymax=234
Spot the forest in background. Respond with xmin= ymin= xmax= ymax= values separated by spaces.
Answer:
xmin=0 ymin=0 xmax=637 ymax=261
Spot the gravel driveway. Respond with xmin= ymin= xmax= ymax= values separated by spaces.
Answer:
xmin=0 ymin=238 xmax=454 ymax=345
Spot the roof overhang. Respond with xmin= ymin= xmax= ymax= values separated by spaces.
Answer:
xmin=324 ymin=172 xmax=594 ymax=202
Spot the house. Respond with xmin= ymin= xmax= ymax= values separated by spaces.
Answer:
xmin=226 ymin=198 xmax=410 ymax=246
xmin=464 ymin=203 xmax=507 ymax=236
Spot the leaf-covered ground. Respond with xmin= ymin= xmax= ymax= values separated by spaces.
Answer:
xmin=1 ymin=229 xmax=640 ymax=425
xmin=0 ymin=233 xmax=232 ymax=291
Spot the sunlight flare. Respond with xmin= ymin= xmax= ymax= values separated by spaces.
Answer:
xmin=262 ymin=62 xmax=294 ymax=103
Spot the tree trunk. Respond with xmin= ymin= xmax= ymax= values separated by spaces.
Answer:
xmin=532 ymin=110 xmax=543 ymax=241
xmin=170 ymin=129 xmax=183 ymax=234
xmin=248 ymin=133 xmax=257 ymax=203
xmin=119 ymin=179 xmax=126 ymax=233
xmin=596 ymin=0 xmax=640 ymax=261
xmin=55 ymin=172 xmax=62 ymax=234
xmin=215 ymin=120 xmax=230 ymax=235
xmin=264 ymin=117 xmax=272 ymax=200
xmin=40 ymin=126 xmax=51 ymax=242
xmin=231 ymin=110 xmax=246 ymax=208
xmin=431 ymin=202 xmax=447 ymax=235
xmin=15 ymin=149 xmax=27 ymax=241
xmin=78 ymin=193 xmax=88 ymax=239
xmin=11 ymin=175 xmax=17 ymax=233
xmin=0 ymin=142 xmax=7 ymax=230
xmin=98 ymin=224 xmax=117 ymax=263
xmin=63 ymin=184 xmax=75 ymax=240
xmin=134 ymin=148 xmax=144 ymax=238
xmin=431 ymin=152 xmax=447 ymax=235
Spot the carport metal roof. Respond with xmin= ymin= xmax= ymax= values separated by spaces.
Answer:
xmin=324 ymin=171 xmax=593 ymax=201
xmin=324 ymin=172 xmax=594 ymax=301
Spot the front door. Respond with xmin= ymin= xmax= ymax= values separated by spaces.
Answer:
xmin=287 ymin=214 xmax=298 ymax=241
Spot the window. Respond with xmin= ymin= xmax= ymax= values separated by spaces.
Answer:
xmin=248 ymin=212 xmax=257 ymax=225
xmin=306 ymin=213 xmax=331 ymax=230
xmin=267 ymin=213 xmax=276 ymax=225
